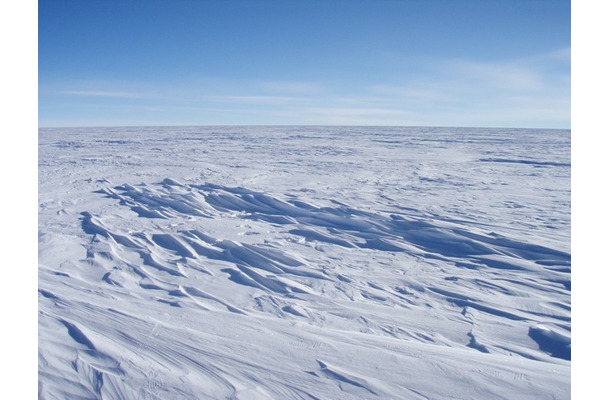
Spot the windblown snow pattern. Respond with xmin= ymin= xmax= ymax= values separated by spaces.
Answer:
xmin=39 ymin=126 xmax=571 ymax=399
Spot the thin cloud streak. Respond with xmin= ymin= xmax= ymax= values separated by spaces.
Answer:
xmin=254 ymin=81 xmax=325 ymax=95
xmin=62 ymin=90 xmax=153 ymax=99
xmin=203 ymin=95 xmax=307 ymax=104
xmin=448 ymin=61 xmax=546 ymax=91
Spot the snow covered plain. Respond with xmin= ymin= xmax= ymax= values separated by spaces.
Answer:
xmin=38 ymin=126 xmax=571 ymax=399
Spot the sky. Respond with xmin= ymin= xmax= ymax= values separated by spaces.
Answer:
xmin=38 ymin=0 xmax=571 ymax=128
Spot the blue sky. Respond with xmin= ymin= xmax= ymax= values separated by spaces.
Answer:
xmin=38 ymin=0 xmax=570 ymax=128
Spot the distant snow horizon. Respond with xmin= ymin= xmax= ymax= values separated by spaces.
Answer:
xmin=38 ymin=123 xmax=572 ymax=130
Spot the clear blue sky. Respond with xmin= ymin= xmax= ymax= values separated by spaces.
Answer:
xmin=38 ymin=0 xmax=571 ymax=128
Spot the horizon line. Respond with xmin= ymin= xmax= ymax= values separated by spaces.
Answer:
xmin=38 ymin=123 xmax=571 ymax=131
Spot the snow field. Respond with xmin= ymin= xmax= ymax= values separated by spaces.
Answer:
xmin=39 ymin=126 xmax=570 ymax=399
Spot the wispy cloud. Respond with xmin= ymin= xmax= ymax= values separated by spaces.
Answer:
xmin=446 ymin=60 xmax=546 ymax=92
xmin=62 ymin=90 xmax=152 ymax=99
xmin=545 ymin=47 xmax=571 ymax=62
xmin=254 ymin=81 xmax=325 ymax=95
xmin=356 ymin=48 xmax=571 ymax=127
xmin=203 ymin=95 xmax=306 ymax=104
xmin=44 ymin=49 xmax=569 ymax=128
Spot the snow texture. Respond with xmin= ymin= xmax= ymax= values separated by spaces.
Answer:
xmin=39 ymin=126 xmax=570 ymax=399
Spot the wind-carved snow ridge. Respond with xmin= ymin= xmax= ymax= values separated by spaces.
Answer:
xmin=39 ymin=126 xmax=571 ymax=399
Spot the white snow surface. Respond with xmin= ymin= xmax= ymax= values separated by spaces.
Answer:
xmin=38 ymin=126 xmax=571 ymax=399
